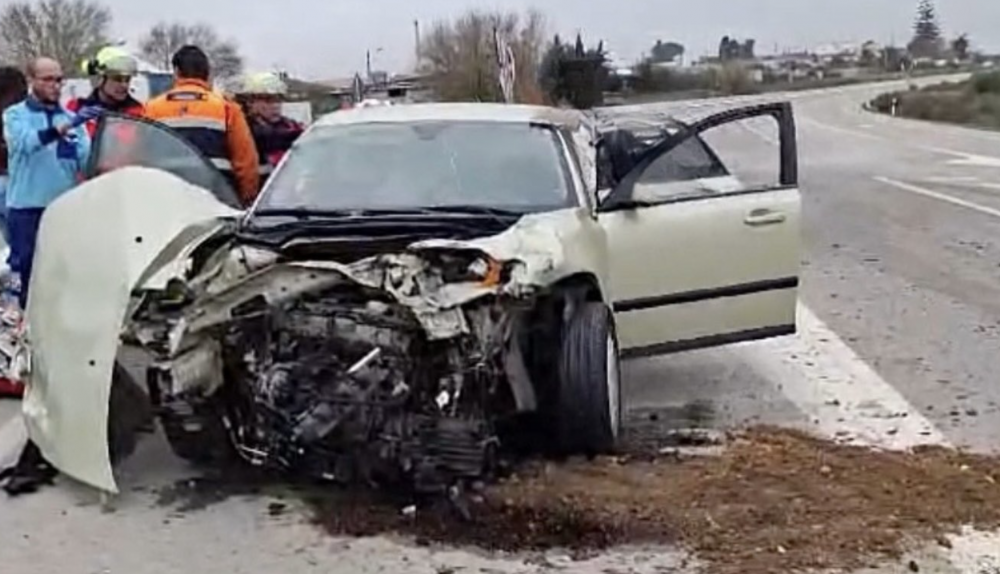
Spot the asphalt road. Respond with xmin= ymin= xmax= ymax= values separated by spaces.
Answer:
xmin=620 ymin=75 xmax=1000 ymax=454
xmin=1 ymin=76 xmax=999 ymax=573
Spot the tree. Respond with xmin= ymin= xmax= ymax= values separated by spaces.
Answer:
xmin=649 ymin=40 xmax=684 ymax=64
xmin=908 ymin=0 xmax=943 ymax=58
xmin=884 ymin=46 xmax=912 ymax=72
xmin=859 ymin=41 xmax=881 ymax=68
xmin=0 ymin=0 xmax=111 ymax=70
xmin=719 ymin=36 xmax=755 ymax=61
xmin=140 ymin=22 xmax=244 ymax=79
xmin=718 ymin=36 xmax=732 ymax=60
xmin=418 ymin=9 xmax=547 ymax=103
xmin=537 ymin=32 xmax=609 ymax=108
xmin=951 ymin=34 xmax=970 ymax=61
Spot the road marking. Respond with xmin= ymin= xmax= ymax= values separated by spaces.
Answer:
xmin=734 ymin=304 xmax=950 ymax=450
xmin=799 ymin=116 xmax=885 ymax=141
xmin=875 ymin=176 xmax=1000 ymax=219
xmin=925 ymin=148 xmax=1000 ymax=168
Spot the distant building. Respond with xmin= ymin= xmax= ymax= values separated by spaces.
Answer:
xmin=318 ymin=72 xmax=434 ymax=107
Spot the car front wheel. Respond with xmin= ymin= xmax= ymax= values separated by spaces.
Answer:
xmin=554 ymin=301 xmax=622 ymax=455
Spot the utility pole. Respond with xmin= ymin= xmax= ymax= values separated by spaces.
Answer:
xmin=366 ymin=49 xmax=372 ymax=81
xmin=414 ymin=20 xmax=421 ymax=63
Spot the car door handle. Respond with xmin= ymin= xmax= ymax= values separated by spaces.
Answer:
xmin=744 ymin=209 xmax=786 ymax=226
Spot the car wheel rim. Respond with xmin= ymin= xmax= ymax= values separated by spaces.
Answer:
xmin=606 ymin=333 xmax=621 ymax=438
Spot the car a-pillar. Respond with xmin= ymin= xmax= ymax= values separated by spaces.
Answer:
xmin=521 ymin=274 xmax=623 ymax=457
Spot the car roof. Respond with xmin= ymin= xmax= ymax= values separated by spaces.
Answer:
xmin=313 ymin=102 xmax=590 ymax=130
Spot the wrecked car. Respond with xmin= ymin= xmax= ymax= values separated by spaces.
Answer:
xmin=17 ymin=101 xmax=801 ymax=495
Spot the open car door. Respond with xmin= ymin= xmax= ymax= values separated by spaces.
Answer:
xmin=598 ymin=102 xmax=800 ymax=358
xmin=86 ymin=113 xmax=242 ymax=209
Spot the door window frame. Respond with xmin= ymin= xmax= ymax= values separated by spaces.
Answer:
xmin=86 ymin=112 xmax=242 ymax=209
xmin=597 ymin=102 xmax=798 ymax=212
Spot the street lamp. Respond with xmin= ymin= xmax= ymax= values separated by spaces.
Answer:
xmin=366 ymin=47 xmax=384 ymax=80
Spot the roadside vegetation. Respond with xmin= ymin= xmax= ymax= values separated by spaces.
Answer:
xmin=414 ymin=0 xmax=995 ymax=110
xmin=869 ymin=71 xmax=1000 ymax=129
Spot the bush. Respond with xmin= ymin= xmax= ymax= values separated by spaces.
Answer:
xmin=869 ymin=91 xmax=903 ymax=113
xmin=711 ymin=63 xmax=757 ymax=95
xmin=971 ymin=71 xmax=1000 ymax=95
xmin=632 ymin=63 xmax=711 ymax=94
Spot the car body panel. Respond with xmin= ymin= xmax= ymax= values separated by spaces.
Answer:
xmin=20 ymin=167 xmax=238 ymax=492
xmin=598 ymin=103 xmax=801 ymax=356
xmin=602 ymin=186 xmax=800 ymax=354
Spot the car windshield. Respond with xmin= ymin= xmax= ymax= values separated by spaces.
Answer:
xmin=253 ymin=120 xmax=574 ymax=215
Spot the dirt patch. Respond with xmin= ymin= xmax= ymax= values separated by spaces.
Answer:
xmin=307 ymin=427 xmax=1000 ymax=574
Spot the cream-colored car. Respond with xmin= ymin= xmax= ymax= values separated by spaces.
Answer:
xmin=19 ymin=102 xmax=800 ymax=494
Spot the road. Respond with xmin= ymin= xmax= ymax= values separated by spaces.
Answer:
xmin=1 ymin=77 xmax=999 ymax=573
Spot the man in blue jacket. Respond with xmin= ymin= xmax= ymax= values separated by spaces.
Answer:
xmin=2 ymin=57 xmax=98 ymax=308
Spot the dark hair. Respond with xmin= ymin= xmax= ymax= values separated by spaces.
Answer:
xmin=0 ymin=65 xmax=27 ymax=110
xmin=171 ymin=45 xmax=210 ymax=80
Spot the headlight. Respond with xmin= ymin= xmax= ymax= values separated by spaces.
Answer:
xmin=467 ymin=256 xmax=502 ymax=287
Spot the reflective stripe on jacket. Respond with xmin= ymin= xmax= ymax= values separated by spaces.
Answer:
xmin=144 ymin=79 xmax=259 ymax=204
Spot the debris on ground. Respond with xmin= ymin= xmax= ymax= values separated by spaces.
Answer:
xmin=303 ymin=426 xmax=1000 ymax=574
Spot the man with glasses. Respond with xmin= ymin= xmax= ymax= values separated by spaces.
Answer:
xmin=1 ymin=57 xmax=92 ymax=310
xmin=66 ymin=46 xmax=144 ymax=136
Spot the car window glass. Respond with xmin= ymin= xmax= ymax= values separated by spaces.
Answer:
xmin=258 ymin=121 xmax=574 ymax=212
xmin=632 ymin=115 xmax=780 ymax=203
xmin=698 ymin=115 xmax=781 ymax=190
xmin=89 ymin=115 xmax=241 ymax=208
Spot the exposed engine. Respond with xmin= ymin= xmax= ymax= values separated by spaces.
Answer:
xmin=141 ymin=249 xmax=525 ymax=498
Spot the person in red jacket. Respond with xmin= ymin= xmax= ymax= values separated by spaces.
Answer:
xmin=234 ymin=72 xmax=304 ymax=190
xmin=66 ymin=48 xmax=146 ymax=176
xmin=65 ymin=47 xmax=144 ymax=137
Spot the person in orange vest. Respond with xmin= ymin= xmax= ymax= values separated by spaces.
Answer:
xmin=144 ymin=45 xmax=259 ymax=205
xmin=65 ymin=47 xmax=144 ymax=136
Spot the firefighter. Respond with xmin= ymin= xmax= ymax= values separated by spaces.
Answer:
xmin=144 ymin=45 xmax=259 ymax=205
xmin=235 ymin=72 xmax=304 ymax=186
xmin=66 ymin=46 xmax=144 ymax=136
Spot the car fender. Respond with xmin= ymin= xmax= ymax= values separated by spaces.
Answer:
xmin=21 ymin=167 xmax=238 ymax=493
xmin=412 ymin=208 xmax=612 ymax=304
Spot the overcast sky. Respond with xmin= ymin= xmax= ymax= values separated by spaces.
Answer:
xmin=103 ymin=0 xmax=1000 ymax=80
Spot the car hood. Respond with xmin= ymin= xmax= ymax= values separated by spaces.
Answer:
xmin=20 ymin=167 xmax=608 ymax=493
xmin=19 ymin=167 xmax=239 ymax=493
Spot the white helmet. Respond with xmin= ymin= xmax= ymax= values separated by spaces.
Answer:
xmin=82 ymin=46 xmax=138 ymax=76
xmin=238 ymin=72 xmax=288 ymax=96
xmin=354 ymin=98 xmax=392 ymax=108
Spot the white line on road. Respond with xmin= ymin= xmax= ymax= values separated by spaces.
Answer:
xmin=798 ymin=116 xmax=885 ymax=141
xmin=875 ymin=176 xmax=1000 ymax=219
xmin=734 ymin=304 xmax=950 ymax=449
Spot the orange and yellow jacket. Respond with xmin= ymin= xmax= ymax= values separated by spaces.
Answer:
xmin=144 ymin=78 xmax=260 ymax=204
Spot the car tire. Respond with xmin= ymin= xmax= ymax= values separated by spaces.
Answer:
xmin=148 ymin=368 xmax=237 ymax=466
xmin=159 ymin=401 xmax=236 ymax=466
xmin=554 ymin=301 xmax=622 ymax=455
xmin=107 ymin=362 xmax=152 ymax=465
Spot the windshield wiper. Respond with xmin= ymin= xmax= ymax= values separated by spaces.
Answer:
xmin=414 ymin=205 xmax=524 ymax=217
xmin=251 ymin=208 xmax=408 ymax=219
xmin=251 ymin=206 xmax=525 ymax=221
